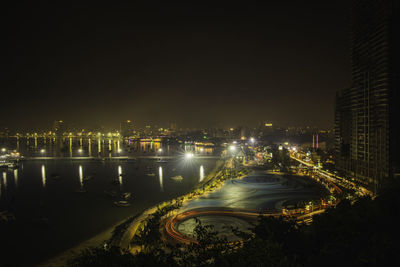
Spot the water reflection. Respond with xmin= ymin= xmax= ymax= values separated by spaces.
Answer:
xmin=41 ymin=165 xmax=46 ymax=188
xmin=98 ymin=138 xmax=101 ymax=153
xmin=118 ymin=165 xmax=123 ymax=186
xmin=159 ymin=166 xmax=164 ymax=192
xmin=88 ymin=138 xmax=92 ymax=157
xmin=200 ymin=165 xmax=204 ymax=182
xmin=14 ymin=169 xmax=18 ymax=188
xmin=2 ymin=172 xmax=6 ymax=190
xmin=69 ymin=137 xmax=73 ymax=157
xmin=79 ymin=165 xmax=83 ymax=188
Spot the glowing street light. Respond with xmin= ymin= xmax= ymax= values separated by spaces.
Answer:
xmin=78 ymin=148 xmax=83 ymax=153
xmin=229 ymin=145 xmax=236 ymax=152
xmin=158 ymin=148 xmax=163 ymax=153
xmin=250 ymin=137 xmax=255 ymax=143
xmin=1 ymin=148 xmax=6 ymax=152
xmin=185 ymin=152 xmax=194 ymax=159
xmin=118 ymin=148 xmax=123 ymax=153
xmin=40 ymin=149 xmax=46 ymax=153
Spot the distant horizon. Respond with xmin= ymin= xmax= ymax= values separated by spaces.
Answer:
xmin=1 ymin=120 xmax=332 ymax=133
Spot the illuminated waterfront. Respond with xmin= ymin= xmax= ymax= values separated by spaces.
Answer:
xmin=0 ymin=136 xmax=216 ymax=159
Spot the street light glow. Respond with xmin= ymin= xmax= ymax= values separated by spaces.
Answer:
xmin=229 ymin=145 xmax=236 ymax=152
xmin=40 ymin=149 xmax=46 ymax=153
xmin=185 ymin=152 xmax=194 ymax=159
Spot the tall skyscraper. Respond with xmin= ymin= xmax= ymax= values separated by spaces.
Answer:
xmin=335 ymin=0 xmax=399 ymax=192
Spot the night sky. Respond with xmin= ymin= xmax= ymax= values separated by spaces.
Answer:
xmin=2 ymin=1 xmax=351 ymax=130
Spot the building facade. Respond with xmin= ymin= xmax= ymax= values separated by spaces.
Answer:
xmin=335 ymin=0 xmax=399 ymax=192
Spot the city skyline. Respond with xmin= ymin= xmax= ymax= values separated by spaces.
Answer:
xmin=2 ymin=1 xmax=350 ymax=130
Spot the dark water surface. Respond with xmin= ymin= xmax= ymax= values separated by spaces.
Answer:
xmin=0 ymin=159 xmax=215 ymax=266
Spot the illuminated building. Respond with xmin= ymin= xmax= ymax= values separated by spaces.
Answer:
xmin=52 ymin=120 xmax=66 ymax=136
xmin=335 ymin=0 xmax=400 ymax=192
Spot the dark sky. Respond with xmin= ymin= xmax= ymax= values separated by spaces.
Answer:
xmin=2 ymin=1 xmax=351 ymax=131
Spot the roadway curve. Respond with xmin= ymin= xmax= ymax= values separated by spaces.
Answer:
xmin=164 ymin=208 xmax=281 ymax=244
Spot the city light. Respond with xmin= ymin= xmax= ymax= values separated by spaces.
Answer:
xmin=118 ymin=148 xmax=122 ymax=153
xmin=40 ymin=149 xmax=46 ymax=153
xmin=229 ymin=145 xmax=236 ymax=152
xmin=78 ymin=148 xmax=83 ymax=153
xmin=1 ymin=148 xmax=6 ymax=152
xmin=158 ymin=148 xmax=163 ymax=153
xmin=250 ymin=137 xmax=255 ymax=143
xmin=185 ymin=152 xmax=194 ymax=159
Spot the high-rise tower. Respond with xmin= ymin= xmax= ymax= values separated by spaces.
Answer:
xmin=335 ymin=0 xmax=399 ymax=192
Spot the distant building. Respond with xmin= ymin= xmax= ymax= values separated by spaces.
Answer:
xmin=53 ymin=120 xmax=66 ymax=136
xmin=120 ymin=120 xmax=134 ymax=137
xmin=335 ymin=0 xmax=400 ymax=192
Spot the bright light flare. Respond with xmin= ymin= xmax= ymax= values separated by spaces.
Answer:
xmin=229 ymin=145 xmax=236 ymax=152
xmin=185 ymin=152 xmax=194 ymax=159
xmin=40 ymin=149 xmax=46 ymax=153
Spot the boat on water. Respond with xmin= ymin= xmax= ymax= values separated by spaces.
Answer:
xmin=171 ymin=175 xmax=183 ymax=181
xmin=114 ymin=200 xmax=131 ymax=207
xmin=122 ymin=192 xmax=132 ymax=200
xmin=0 ymin=160 xmax=18 ymax=169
